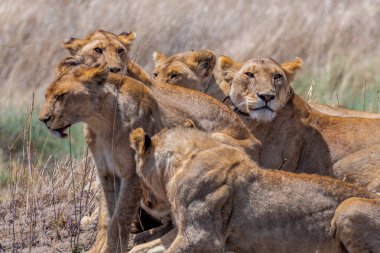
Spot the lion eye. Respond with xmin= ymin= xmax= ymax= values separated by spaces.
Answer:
xmin=153 ymin=73 xmax=158 ymax=78
xmin=274 ymin=73 xmax=283 ymax=80
xmin=117 ymin=48 xmax=125 ymax=54
xmin=169 ymin=73 xmax=179 ymax=79
xmin=245 ymin=72 xmax=255 ymax=78
xmin=94 ymin=47 xmax=103 ymax=54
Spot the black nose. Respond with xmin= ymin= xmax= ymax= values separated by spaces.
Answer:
xmin=39 ymin=115 xmax=51 ymax=123
xmin=257 ymin=93 xmax=275 ymax=102
xmin=109 ymin=67 xmax=121 ymax=73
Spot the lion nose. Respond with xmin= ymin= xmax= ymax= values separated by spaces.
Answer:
xmin=257 ymin=93 xmax=275 ymax=102
xmin=39 ymin=115 xmax=51 ymax=124
xmin=109 ymin=67 xmax=121 ymax=73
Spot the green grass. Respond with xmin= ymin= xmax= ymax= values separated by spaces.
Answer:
xmin=0 ymin=109 xmax=86 ymax=168
xmin=0 ymin=169 xmax=11 ymax=188
xmin=294 ymin=58 xmax=380 ymax=112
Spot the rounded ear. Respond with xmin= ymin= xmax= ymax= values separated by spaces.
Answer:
xmin=56 ymin=57 xmax=81 ymax=75
xmin=182 ymin=119 xmax=196 ymax=128
xmin=76 ymin=63 xmax=109 ymax=85
xmin=130 ymin=128 xmax=151 ymax=154
xmin=118 ymin=31 xmax=136 ymax=51
xmin=153 ymin=51 xmax=167 ymax=66
xmin=216 ymin=55 xmax=243 ymax=82
xmin=280 ymin=57 xmax=303 ymax=83
xmin=190 ymin=50 xmax=216 ymax=77
xmin=63 ymin=37 xmax=88 ymax=56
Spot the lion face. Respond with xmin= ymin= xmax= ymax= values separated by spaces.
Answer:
xmin=152 ymin=50 xmax=216 ymax=92
xmin=219 ymin=56 xmax=302 ymax=122
xmin=130 ymin=128 xmax=173 ymax=213
xmin=63 ymin=30 xmax=136 ymax=74
xmin=140 ymin=182 xmax=171 ymax=219
xmin=39 ymin=61 xmax=109 ymax=138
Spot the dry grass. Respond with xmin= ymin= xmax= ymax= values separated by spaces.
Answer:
xmin=0 ymin=156 xmax=98 ymax=252
xmin=0 ymin=0 xmax=379 ymax=110
xmin=0 ymin=100 xmax=97 ymax=252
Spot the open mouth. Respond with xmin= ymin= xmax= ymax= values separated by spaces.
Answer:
xmin=49 ymin=125 xmax=71 ymax=138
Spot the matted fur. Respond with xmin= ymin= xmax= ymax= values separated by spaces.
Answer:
xmin=39 ymin=63 xmax=259 ymax=253
xmin=130 ymin=126 xmax=377 ymax=253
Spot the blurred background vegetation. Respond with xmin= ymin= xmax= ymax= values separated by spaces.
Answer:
xmin=0 ymin=0 xmax=379 ymax=186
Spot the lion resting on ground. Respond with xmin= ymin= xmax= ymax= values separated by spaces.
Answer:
xmin=129 ymin=126 xmax=378 ymax=253
xmin=215 ymin=56 xmax=380 ymax=192
xmin=152 ymin=50 xmax=380 ymax=118
xmin=39 ymin=61 xmax=259 ymax=253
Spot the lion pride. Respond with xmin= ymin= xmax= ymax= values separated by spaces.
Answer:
xmin=217 ymin=56 xmax=380 ymax=191
xmin=39 ymin=61 xmax=259 ymax=253
xmin=129 ymin=126 xmax=378 ymax=253
xmin=152 ymin=50 xmax=380 ymax=118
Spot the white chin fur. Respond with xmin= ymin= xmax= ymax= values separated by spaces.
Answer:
xmin=250 ymin=109 xmax=277 ymax=123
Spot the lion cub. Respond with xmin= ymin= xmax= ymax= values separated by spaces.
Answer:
xmin=130 ymin=126 xmax=377 ymax=253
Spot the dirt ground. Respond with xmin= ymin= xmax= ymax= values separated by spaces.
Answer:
xmin=0 ymin=181 xmax=162 ymax=253
xmin=0 ymin=190 xmax=97 ymax=252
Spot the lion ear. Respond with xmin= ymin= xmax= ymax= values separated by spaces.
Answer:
xmin=280 ymin=57 xmax=303 ymax=83
xmin=56 ymin=57 xmax=81 ymax=75
xmin=76 ymin=64 xmax=109 ymax=85
xmin=118 ymin=31 xmax=136 ymax=51
xmin=130 ymin=128 xmax=151 ymax=154
xmin=63 ymin=37 xmax=88 ymax=56
xmin=190 ymin=50 xmax=216 ymax=77
xmin=216 ymin=55 xmax=243 ymax=82
xmin=153 ymin=51 xmax=167 ymax=66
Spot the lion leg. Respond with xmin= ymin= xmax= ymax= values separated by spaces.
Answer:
xmin=106 ymin=173 xmax=142 ymax=253
xmin=85 ymin=170 xmax=120 ymax=252
xmin=332 ymin=144 xmax=380 ymax=192
xmin=133 ymin=220 xmax=173 ymax=245
xmin=166 ymin=227 xmax=224 ymax=253
xmin=331 ymin=197 xmax=380 ymax=253
xmin=85 ymin=193 xmax=109 ymax=253
xmin=166 ymin=204 xmax=225 ymax=252
xmin=129 ymin=228 xmax=178 ymax=253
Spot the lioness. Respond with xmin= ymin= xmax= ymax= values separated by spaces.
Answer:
xmin=129 ymin=126 xmax=377 ymax=253
xmin=39 ymin=61 xmax=259 ymax=253
xmin=63 ymin=29 xmax=151 ymax=86
xmin=153 ymin=50 xmax=380 ymax=118
xmin=216 ymin=56 xmax=380 ymax=191
xmin=152 ymin=50 xmax=228 ymax=102
xmin=331 ymin=197 xmax=380 ymax=253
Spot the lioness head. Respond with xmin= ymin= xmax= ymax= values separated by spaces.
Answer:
xmin=130 ymin=127 xmax=172 ymax=217
xmin=152 ymin=50 xmax=216 ymax=91
xmin=218 ymin=56 xmax=302 ymax=122
xmin=63 ymin=30 xmax=136 ymax=74
xmin=130 ymin=121 xmax=201 ymax=216
xmin=39 ymin=60 xmax=109 ymax=138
